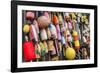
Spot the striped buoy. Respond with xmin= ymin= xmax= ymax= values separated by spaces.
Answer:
xmin=72 ymin=30 xmax=80 ymax=49
xmin=56 ymin=24 xmax=61 ymax=40
xmin=33 ymin=20 xmax=39 ymax=34
xmin=29 ymin=25 xmax=38 ymax=42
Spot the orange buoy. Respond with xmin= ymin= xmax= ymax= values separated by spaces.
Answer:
xmin=74 ymin=40 xmax=80 ymax=49
xmin=52 ymin=15 xmax=59 ymax=25
xmin=72 ymin=30 xmax=79 ymax=41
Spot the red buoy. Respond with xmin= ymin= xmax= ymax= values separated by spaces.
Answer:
xmin=23 ymin=41 xmax=36 ymax=62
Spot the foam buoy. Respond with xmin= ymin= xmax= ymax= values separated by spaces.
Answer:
xmin=23 ymin=41 xmax=36 ymax=62
xmin=49 ymin=23 xmax=57 ymax=39
xmin=61 ymin=35 xmax=66 ymax=45
xmin=40 ymin=29 xmax=48 ymax=41
xmin=26 ymin=11 xmax=35 ymax=19
xmin=66 ymin=30 xmax=73 ymax=42
xmin=56 ymin=24 xmax=61 ymax=40
xmin=74 ymin=40 xmax=80 ymax=49
xmin=47 ymin=40 xmax=56 ymax=55
xmin=65 ymin=47 xmax=76 ymax=60
xmin=72 ymin=30 xmax=78 ymax=40
xmin=65 ymin=13 xmax=70 ymax=21
xmin=23 ymin=24 xmax=30 ymax=33
xmin=29 ymin=25 xmax=38 ymax=42
xmin=44 ymin=12 xmax=50 ymax=19
xmin=52 ymin=15 xmax=59 ymax=25
xmin=37 ymin=16 xmax=50 ymax=29
xmin=58 ymin=14 xmax=63 ymax=24
xmin=46 ymin=27 xmax=51 ymax=39
xmin=68 ymin=22 xmax=73 ymax=31
xmin=39 ymin=42 xmax=46 ymax=57
xmin=33 ymin=20 xmax=39 ymax=34
xmin=71 ymin=13 xmax=76 ymax=19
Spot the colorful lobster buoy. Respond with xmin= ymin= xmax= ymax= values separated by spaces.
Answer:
xmin=39 ymin=42 xmax=46 ymax=58
xmin=66 ymin=30 xmax=73 ymax=42
xmin=46 ymin=27 xmax=51 ymax=39
xmin=58 ymin=13 xmax=63 ymax=25
xmin=23 ymin=24 xmax=30 ymax=33
xmin=47 ymin=40 xmax=56 ymax=55
xmin=67 ymin=21 xmax=73 ymax=31
xmin=43 ymin=41 xmax=48 ymax=53
xmin=52 ymin=15 xmax=59 ymax=25
xmin=72 ymin=30 xmax=80 ymax=49
xmin=49 ymin=23 xmax=57 ymax=39
xmin=71 ymin=13 xmax=76 ymax=20
xmin=56 ymin=24 xmax=61 ymax=40
xmin=44 ymin=12 xmax=50 ymax=19
xmin=37 ymin=16 xmax=50 ymax=29
xmin=65 ymin=47 xmax=76 ymax=60
xmin=61 ymin=35 xmax=66 ymax=45
xmin=64 ymin=21 xmax=68 ymax=30
xmin=33 ymin=20 xmax=39 ymax=34
xmin=40 ymin=29 xmax=48 ymax=41
xmin=72 ymin=30 xmax=78 ymax=40
xmin=29 ymin=25 xmax=38 ymax=42
xmin=26 ymin=11 xmax=35 ymax=20
xmin=74 ymin=40 xmax=80 ymax=49
xmin=23 ymin=37 xmax=36 ymax=62
xmin=65 ymin=13 xmax=70 ymax=21
xmin=35 ymin=43 xmax=41 ymax=60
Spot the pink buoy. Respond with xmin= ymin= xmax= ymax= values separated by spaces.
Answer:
xmin=44 ymin=12 xmax=50 ymax=19
xmin=56 ymin=24 xmax=61 ymax=40
xmin=26 ymin=11 xmax=35 ymax=19
xmin=29 ymin=25 xmax=38 ymax=42
xmin=33 ymin=20 xmax=39 ymax=34
xmin=37 ymin=16 xmax=50 ymax=29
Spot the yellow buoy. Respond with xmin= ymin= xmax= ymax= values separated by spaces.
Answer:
xmin=23 ymin=24 xmax=30 ymax=33
xmin=72 ymin=30 xmax=78 ymax=36
xmin=65 ymin=47 xmax=76 ymax=60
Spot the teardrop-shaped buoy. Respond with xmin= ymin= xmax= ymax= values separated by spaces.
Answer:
xmin=65 ymin=47 xmax=76 ymax=60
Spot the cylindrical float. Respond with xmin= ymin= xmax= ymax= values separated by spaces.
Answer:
xmin=29 ymin=25 xmax=38 ymax=42
xmin=40 ymin=29 xmax=48 ymax=41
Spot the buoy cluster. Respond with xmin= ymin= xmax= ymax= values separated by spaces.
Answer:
xmin=22 ymin=11 xmax=90 ymax=62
